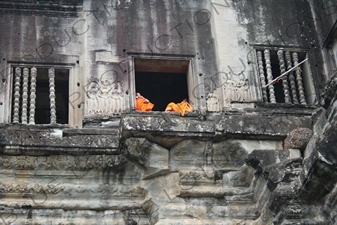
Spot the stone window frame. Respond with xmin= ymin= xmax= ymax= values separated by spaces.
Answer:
xmin=127 ymin=54 xmax=205 ymax=113
xmin=254 ymin=47 xmax=316 ymax=105
xmin=1 ymin=62 xmax=79 ymax=127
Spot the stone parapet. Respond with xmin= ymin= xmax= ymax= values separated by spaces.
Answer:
xmin=0 ymin=124 xmax=120 ymax=154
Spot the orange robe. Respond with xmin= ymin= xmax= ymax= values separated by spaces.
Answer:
xmin=165 ymin=101 xmax=193 ymax=116
xmin=136 ymin=97 xmax=154 ymax=111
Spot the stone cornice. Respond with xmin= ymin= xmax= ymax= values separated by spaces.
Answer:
xmin=0 ymin=1 xmax=83 ymax=16
xmin=0 ymin=125 xmax=119 ymax=153
xmin=120 ymin=113 xmax=312 ymax=149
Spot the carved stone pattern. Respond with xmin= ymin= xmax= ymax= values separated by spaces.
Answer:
xmin=86 ymin=78 xmax=124 ymax=116
xmin=206 ymin=93 xmax=220 ymax=112
xmin=0 ymin=129 xmax=118 ymax=148
xmin=223 ymin=72 xmax=250 ymax=103
xmin=277 ymin=50 xmax=291 ymax=104
xmin=114 ymin=81 xmax=124 ymax=113
xmin=15 ymin=155 xmax=36 ymax=170
xmin=212 ymin=142 xmax=247 ymax=168
xmin=257 ymin=50 xmax=268 ymax=102
xmin=124 ymin=138 xmax=151 ymax=165
xmin=179 ymin=171 xmax=212 ymax=189
xmin=285 ymin=51 xmax=299 ymax=104
xmin=264 ymin=49 xmax=276 ymax=103
xmin=48 ymin=68 xmax=57 ymax=124
xmin=85 ymin=77 xmax=98 ymax=115
xmin=0 ymin=137 xmax=273 ymax=224
xmin=292 ymin=52 xmax=307 ymax=105
xmin=0 ymin=183 xmax=133 ymax=196
xmin=29 ymin=67 xmax=37 ymax=124
xmin=0 ymin=155 xmax=126 ymax=171
xmin=285 ymin=205 xmax=303 ymax=219
xmin=13 ymin=67 xmax=21 ymax=123
xmin=21 ymin=67 xmax=29 ymax=124
xmin=0 ymin=208 xmax=147 ymax=225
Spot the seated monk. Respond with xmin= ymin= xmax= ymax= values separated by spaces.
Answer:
xmin=135 ymin=93 xmax=154 ymax=111
xmin=165 ymin=99 xmax=193 ymax=116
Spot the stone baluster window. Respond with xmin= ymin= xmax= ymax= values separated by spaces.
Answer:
xmin=11 ymin=66 xmax=69 ymax=124
xmin=256 ymin=49 xmax=316 ymax=105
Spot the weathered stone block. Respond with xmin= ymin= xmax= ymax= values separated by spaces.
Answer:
xmin=0 ymin=125 xmax=120 ymax=152
xmin=245 ymin=150 xmax=293 ymax=173
xmin=311 ymin=107 xmax=327 ymax=135
xmin=124 ymin=138 xmax=169 ymax=179
xmin=169 ymin=140 xmax=206 ymax=171
xmin=212 ymin=140 xmax=248 ymax=168
xmin=215 ymin=115 xmax=312 ymax=137
xmin=284 ymin=128 xmax=313 ymax=151
xmin=262 ymin=158 xmax=302 ymax=185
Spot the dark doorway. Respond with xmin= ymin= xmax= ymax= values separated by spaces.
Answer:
xmin=134 ymin=59 xmax=189 ymax=111
xmin=135 ymin=72 xmax=188 ymax=111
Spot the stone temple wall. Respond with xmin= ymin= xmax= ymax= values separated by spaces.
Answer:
xmin=0 ymin=0 xmax=337 ymax=224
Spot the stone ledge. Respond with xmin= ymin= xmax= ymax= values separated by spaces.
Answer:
xmin=0 ymin=1 xmax=83 ymax=16
xmin=1 ymin=146 xmax=119 ymax=155
xmin=254 ymin=102 xmax=317 ymax=116
xmin=0 ymin=125 xmax=120 ymax=151
xmin=120 ymin=113 xmax=312 ymax=142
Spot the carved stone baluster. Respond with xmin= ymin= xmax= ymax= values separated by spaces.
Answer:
xmin=264 ymin=50 xmax=276 ymax=103
xmin=277 ymin=50 xmax=291 ymax=104
xmin=13 ymin=67 xmax=21 ymax=123
xmin=257 ymin=51 xmax=268 ymax=102
xmin=285 ymin=51 xmax=299 ymax=104
xmin=21 ymin=68 xmax=29 ymax=124
xmin=29 ymin=67 xmax=37 ymax=124
xmin=292 ymin=52 xmax=307 ymax=105
xmin=48 ymin=68 xmax=57 ymax=124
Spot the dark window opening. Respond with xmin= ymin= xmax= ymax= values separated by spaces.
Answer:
xmin=11 ymin=67 xmax=69 ymax=124
xmin=135 ymin=59 xmax=189 ymax=111
xmin=270 ymin=51 xmax=284 ymax=103
xmin=258 ymin=50 xmax=307 ymax=104
xmin=136 ymin=72 xmax=188 ymax=111
xmin=35 ymin=68 xmax=69 ymax=124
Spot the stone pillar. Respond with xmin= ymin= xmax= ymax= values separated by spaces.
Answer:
xmin=277 ymin=50 xmax=291 ymax=104
xmin=13 ymin=67 xmax=21 ymax=123
xmin=21 ymin=67 xmax=29 ymax=124
xmin=264 ymin=50 xmax=276 ymax=103
xmin=292 ymin=52 xmax=307 ymax=105
xmin=257 ymin=50 xmax=268 ymax=102
xmin=48 ymin=68 xmax=57 ymax=124
xmin=29 ymin=67 xmax=37 ymax=124
xmin=285 ymin=51 xmax=299 ymax=104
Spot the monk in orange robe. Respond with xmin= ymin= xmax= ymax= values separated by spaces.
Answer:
xmin=165 ymin=99 xmax=193 ymax=116
xmin=135 ymin=93 xmax=154 ymax=111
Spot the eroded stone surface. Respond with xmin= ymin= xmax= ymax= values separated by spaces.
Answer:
xmin=0 ymin=125 xmax=119 ymax=152
xmin=244 ymin=94 xmax=337 ymax=225
xmin=124 ymin=138 xmax=170 ymax=179
xmin=284 ymin=128 xmax=313 ymax=151
xmin=246 ymin=150 xmax=293 ymax=172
